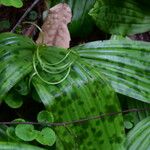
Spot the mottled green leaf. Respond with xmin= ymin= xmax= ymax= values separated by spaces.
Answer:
xmin=32 ymin=46 xmax=125 ymax=149
xmin=89 ymin=0 xmax=150 ymax=35
xmin=74 ymin=39 xmax=150 ymax=103
xmin=126 ymin=116 xmax=150 ymax=150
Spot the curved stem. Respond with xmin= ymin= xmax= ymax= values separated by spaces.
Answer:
xmin=41 ymin=61 xmax=73 ymax=74
xmin=36 ymin=46 xmax=72 ymax=66
xmin=33 ymin=53 xmax=71 ymax=85
xmin=23 ymin=21 xmax=44 ymax=44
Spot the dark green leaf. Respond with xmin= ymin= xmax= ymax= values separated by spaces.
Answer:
xmin=14 ymin=78 xmax=30 ymax=96
xmin=0 ymin=125 xmax=9 ymax=141
xmin=0 ymin=20 xmax=10 ymax=31
xmin=89 ymin=0 xmax=150 ymax=35
xmin=4 ymin=90 xmax=23 ymax=108
xmin=127 ymin=98 xmax=150 ymax=125
xmin=6 ymin=127 xmax=21 ymax=141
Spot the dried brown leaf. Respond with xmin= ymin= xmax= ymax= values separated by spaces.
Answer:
xmin=36 ymin=3 xmax=72 ymax=48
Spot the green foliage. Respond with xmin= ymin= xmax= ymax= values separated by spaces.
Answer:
xmin=124 ymin=121 xmax=133 ymax=129
xmin=0 ymin=142 xmax=46 ymax=150
xmin=0 ymin=20 xmax=10 ymax=31
xmin=89 ymin=0 xmax=150 ymax=35
xmin=0 ymin=31 xmax=149 ymax=149
xmin=127 ymin=99 xmax=150 ymax=125
xmin=28 ymin=11 xmax=38 ymax=21
xmin=4 ymin=91 xmax=23 ymax=108
xmin=0 ymin=0 xmax=23 ymax=8
xmin=0 ymin=0 xmax=150 ymax=147
xmin=0 ymin=33 xmax=35 ymax=100
xmin=33 ymin=57 xmax=125 ymax=149
xmin=37 ymin=110 xmax=54 ymax=123
xmin=15 ymin=124 xmax=56 ymax=146
xmin=35 ymin=128 xmax=56 ymax=146
xmin=74 ymin=39 xmax=150 ymax=103
xmin=126 ymin=117 xmax=150 ymax=150
xmin=15 ymin=124 xmax=37 ymax=141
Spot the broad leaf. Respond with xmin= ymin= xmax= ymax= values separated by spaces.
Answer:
xmin=126 ymin=116 xmax=150 ymax=150
xmin=0 ymin=142 xmax=46 ymax=150
xmin=74 ymin=39 xmax=150 ymax=103
xmin=32 ymin=46 xmax=125 ymax=149
xmin=0 ymin=33 xmax=35 ymax=100
xmin=89 ymin=0 xmax=150 ymax=35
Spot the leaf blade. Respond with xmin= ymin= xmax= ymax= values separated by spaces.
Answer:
xmin=126 ymin=116 xmax=150 ymax=150
xmin=0 ymin=33 xmax=35 ymax=99
xmin=32 ymin=46 xmax=125 ymax=149
xmin=75 ymin=39 xmax=150 ymax=103
xmin=89 ymin=0 xmax=150 ymax=35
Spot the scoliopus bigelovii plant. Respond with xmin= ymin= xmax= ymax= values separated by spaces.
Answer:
xmin=0 ymin=0 xmax=150 ymax=150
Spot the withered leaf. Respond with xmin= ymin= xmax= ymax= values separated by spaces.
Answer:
xmin=36 ymin=3 xmax=72 ymax=48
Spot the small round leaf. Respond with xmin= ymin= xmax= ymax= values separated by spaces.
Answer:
xmin=124 ymin=121 xmax=134 ymax=129
xmin=36 ymin=128 xmax=56 ymax=146
xmin=15 ymin=124 xmax=37 ymax=141
xmin=4 ymin=93 xmax=23 ymax=109
xmin=13 ymin=118 xmax=25 ymax=123
xmin=37 ymin=110 xmax=54 ymax=123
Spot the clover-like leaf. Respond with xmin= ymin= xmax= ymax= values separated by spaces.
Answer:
xmin=37 ymin=110 xmax=54 ymax=123
xmin=15 ymin=124 xmax=37 ymax=141
xmin=36 ymin=128 xmax=56 ymax=146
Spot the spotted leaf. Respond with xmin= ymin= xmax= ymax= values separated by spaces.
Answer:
xmin=32 ymin=46 xmax=125 ymax=149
